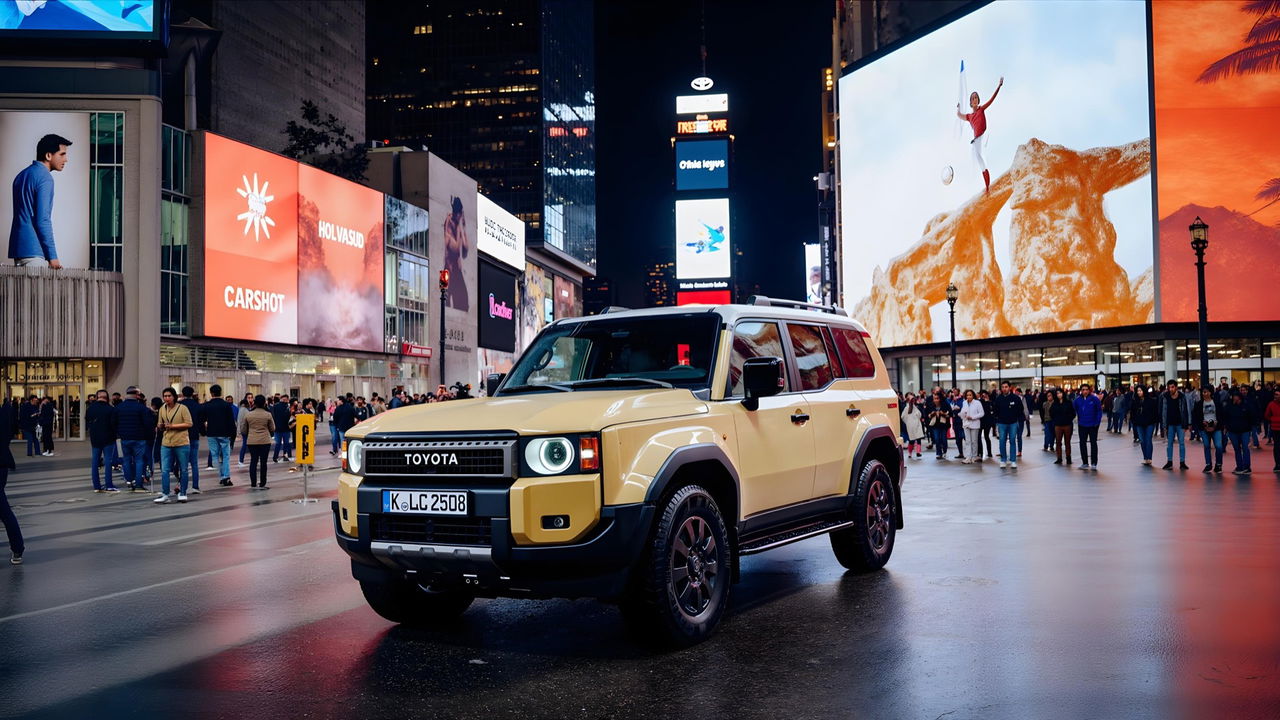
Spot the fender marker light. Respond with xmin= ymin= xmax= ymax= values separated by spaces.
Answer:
xmin=579 ymin=437 xmax=600 ymax=471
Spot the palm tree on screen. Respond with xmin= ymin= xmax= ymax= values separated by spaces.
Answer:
xmin=1197 ymin=0 xmax=1280 ymax=219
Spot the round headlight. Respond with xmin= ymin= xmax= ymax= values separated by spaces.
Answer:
xmin=525 ymin=437 xmax=575 ymax=475
xmin=347 ymin=439 xmax=365 ymax=475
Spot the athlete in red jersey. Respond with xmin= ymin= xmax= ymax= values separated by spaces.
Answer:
xmin=956 ymin=76 xmax=1003 ymax=193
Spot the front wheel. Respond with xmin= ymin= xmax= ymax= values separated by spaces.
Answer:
xmin=622 ymin=484 xmax=732 ymax=648
xmin=360 ymin=579 xmax=474 ymax=626
xmin=830 ymin=459 xmax=897 ymax=573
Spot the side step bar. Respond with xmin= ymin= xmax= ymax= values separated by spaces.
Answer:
xmin=738 ymin=519 xmax=854 ymax=556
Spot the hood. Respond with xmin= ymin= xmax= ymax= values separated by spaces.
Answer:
xmin=345 ymin=388 xmax=709 ymax=437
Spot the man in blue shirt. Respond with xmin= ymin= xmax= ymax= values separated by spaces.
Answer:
xmin=8 ymin=134 xmax=71 ymax=268
xmin=1072 ymin=384 xmax=1104 ymax=470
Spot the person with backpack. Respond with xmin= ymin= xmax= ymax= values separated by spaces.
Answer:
xmin=1192 ymin=387 xmax=1226 ymax=474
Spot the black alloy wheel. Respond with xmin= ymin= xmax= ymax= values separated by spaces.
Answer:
xmin=830 ymin=459 xmax=897 ymax=572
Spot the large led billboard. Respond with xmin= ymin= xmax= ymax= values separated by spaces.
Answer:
xmin=675 ymin=140 xmax=729 ymax=191
xmin=427 ymin=154 xmax=478 ymax=386
xmin=0 ymin=112 xmax=90 ymax=268
xmin=675 ymin=198 xmax=731 ymax=280
xmin=0 ymin=0 xmax=162 ymax=42
xmin=838 ymin=0 xmax=1154 ymax=346
xmin=297 ymin=165 xmax=385 ymax=352
xmin=202 ymin=133 xmax=300 ymax=345
xmin=1152 ymin=0 xmax=1280 ymax=324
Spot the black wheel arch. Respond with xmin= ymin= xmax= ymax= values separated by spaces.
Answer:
xmin=850 ymin=426 xmax=906 ymax=529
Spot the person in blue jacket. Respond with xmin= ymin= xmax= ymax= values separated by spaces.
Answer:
xmin=1072 ymin=384 xmax=1104 ymax=470
xmin=8 ymin=134 xmax=71 ymax=268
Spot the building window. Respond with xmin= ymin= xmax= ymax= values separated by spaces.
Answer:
xmin=90 ymin=112 xmax=125 ymax=272
xmin=161 ymin=125 xmax=192 ymax=336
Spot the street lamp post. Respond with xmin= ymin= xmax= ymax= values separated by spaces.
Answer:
xmin=1189 ymin=216 xmax=1210 ymax=390
xmin=946 ymin=283 xmax=958 ymax=390
xmin=438 ymin=269 xmax=450 ymax=385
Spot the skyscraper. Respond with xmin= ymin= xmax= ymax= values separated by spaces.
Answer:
xmin=366 ymin=1 xmax=595 ymax=277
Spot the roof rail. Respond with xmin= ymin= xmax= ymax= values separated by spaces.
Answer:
xmin=746 ymin=295 xmax=846 ymax=316
xmin=599 ymin=306 xmax=631 ymax=314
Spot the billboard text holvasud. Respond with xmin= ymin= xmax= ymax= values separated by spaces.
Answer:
xmin=202 ymin=132 xmax=389 ymax=349
xmin=297 ymin=165 xmax=384 ymax=352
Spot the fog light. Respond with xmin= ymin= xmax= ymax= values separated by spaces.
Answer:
xmin=542 ymin=514 xmax=569 ymax=530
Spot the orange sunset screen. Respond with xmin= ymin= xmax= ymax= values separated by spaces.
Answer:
xmin=203 ymin=133 xmax=300 ymax=344
xmin=1153 ymin=0 xmax=1280 ymax=323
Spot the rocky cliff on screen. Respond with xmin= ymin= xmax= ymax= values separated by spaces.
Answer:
xmin=854 ymin=137 xmax=1152 ymax=346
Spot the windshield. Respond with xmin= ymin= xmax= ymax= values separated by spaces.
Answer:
xmin=501 ymin=313 xmax=721 ymax=393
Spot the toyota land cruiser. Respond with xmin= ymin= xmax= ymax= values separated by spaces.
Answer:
xmin=333 ymin=297 xmax=904 ymax=646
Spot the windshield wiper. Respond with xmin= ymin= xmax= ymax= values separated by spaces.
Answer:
xmin=498 ymin=383 xmax=573 ymax=395
xmin=563 ymin=377 xmax=675 ymax=391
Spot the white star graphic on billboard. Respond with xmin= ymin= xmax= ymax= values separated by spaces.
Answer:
xmin=235 ymin=173 xmax=276 ymax=241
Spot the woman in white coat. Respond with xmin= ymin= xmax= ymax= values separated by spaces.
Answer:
xmin=958 ymin=389 xmax=985 ymax=463
xmin=902 ymin=393 xmax=927 ymax=458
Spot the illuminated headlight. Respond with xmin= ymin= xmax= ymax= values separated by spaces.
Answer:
xmin=345 ymin=439 xmax=365 ymax=475
xmin=525 ymin=437 xmax=575 ymax=475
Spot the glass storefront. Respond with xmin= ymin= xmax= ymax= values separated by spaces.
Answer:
xmin=2 ymin=360 xmax=106 ymax=442
xmin=888 ymin=336 xmax=1280 ymax=392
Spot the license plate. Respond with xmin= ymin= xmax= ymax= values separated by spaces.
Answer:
xmin=382 ymin=490 xmax=469 ymax=516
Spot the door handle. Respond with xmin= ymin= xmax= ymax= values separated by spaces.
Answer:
xmin=846 ymin=407 xmax=861 ymax=417
xmin=791 ymin=412 xmax=810 ymax=424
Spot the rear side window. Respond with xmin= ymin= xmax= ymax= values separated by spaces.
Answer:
xmin=831 ymin=327 xmax=876 ymax=378
xmin=728 ymin=321 xmax=788 ymax=396
xmin=787 ymin=324 xmax=836 ymax=391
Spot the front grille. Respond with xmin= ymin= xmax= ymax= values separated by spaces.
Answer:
xmin=370 ymin=513 xmax=493 ymax=547
xmin=363 ymin=439 xmax=514 ymax=477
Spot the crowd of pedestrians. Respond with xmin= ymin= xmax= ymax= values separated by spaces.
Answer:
xmin=0 ymin=382 xmax=476 ymax=565
xmin=901 ymin=378 xmax=1280 ymax=475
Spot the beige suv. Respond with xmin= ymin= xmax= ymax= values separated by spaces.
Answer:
xmin=333 ymin=298 xmax=904 ymax=646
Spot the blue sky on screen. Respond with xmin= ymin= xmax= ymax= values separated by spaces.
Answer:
xmin=839 ymin=0 xmax=1152 ymax=311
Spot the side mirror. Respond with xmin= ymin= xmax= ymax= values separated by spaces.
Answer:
xmin=741 ymin=356 xmax=784 ymax=411
xmin=486 ymin=373 xmax=506 ymax=397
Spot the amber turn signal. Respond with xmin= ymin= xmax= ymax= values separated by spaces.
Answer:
xmin=579 ymin=436 xmax=600 ymax=471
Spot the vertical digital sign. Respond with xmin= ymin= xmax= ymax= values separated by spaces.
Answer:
xmin=675 ymin=198 xmax=731 ymax=280
xmin=675 ymin=139 xmax=729 ymax=191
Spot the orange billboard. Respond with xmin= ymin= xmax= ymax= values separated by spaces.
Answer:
xmin=1152 ymin=0 xmax=1280 ymax=323
xmin=203 ymin=133 xmax=300 ymax=344
xmin=297 ymin=165 xmax=385 ymax=351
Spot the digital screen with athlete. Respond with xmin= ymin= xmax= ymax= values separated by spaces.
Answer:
xmin=837 ymin=0 xmax=1153 ymax=347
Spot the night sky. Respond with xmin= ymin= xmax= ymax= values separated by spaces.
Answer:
xmin=594 ymin=1 xmax=833 ymax=307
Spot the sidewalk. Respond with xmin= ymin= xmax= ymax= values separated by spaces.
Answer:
xmin=3 ymin=426 xmax=345 ymax=538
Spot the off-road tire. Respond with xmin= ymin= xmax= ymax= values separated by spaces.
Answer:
xmin=830 ymin=459 xmax=896 ymax=572
xmin=621 ymin=484 xmax=731 ymax=648
xmin=360 ymin=579 xmax=474 ymax=626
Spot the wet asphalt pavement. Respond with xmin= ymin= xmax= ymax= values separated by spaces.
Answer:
xmin=3 ymin=431 xmax=1280 ymax=719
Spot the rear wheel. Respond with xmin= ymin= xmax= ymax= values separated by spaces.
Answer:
xmin=360 ymin=579 xmax=474 ymax=626
xmin=622 ymin=484 xmax=731 ymax=647
xmin=830 ymin=459 xmax=897 ymax=572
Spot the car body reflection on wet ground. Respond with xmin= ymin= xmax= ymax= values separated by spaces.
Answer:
xmin=2 ymin=432 xmax=1279 ymax=719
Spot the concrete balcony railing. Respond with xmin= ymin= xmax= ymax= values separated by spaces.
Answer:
xmin=0 ymin=266 xmax=125 ymax=358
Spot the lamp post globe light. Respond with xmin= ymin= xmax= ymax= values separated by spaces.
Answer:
xmin=1189 ymin=216 xmax=1210 ymax=390
xmin=946 ymin=283 xmax=959 ymax=390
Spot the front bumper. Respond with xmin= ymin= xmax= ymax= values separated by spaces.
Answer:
xmin=333 ymin=499 xmax=653 ymax=599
